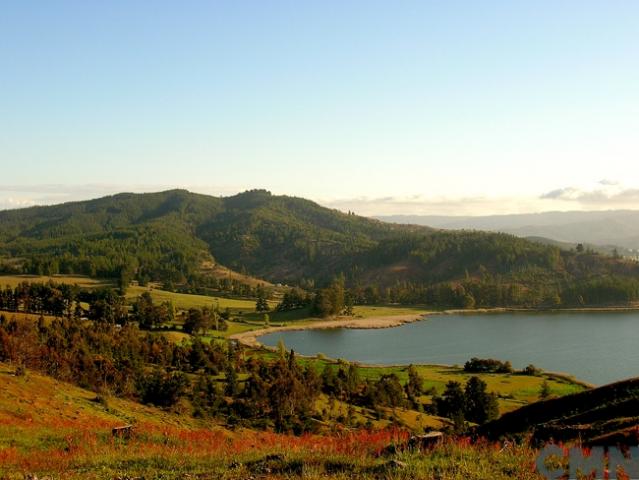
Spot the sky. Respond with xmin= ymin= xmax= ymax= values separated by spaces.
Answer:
xmin=1 ymin=1 xmax=639 ymax=215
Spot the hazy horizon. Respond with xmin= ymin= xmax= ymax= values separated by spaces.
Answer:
xmin=1 ymin=184 xmax=639 ymax=218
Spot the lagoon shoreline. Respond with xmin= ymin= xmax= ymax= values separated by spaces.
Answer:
xmin=230 ymin=304 xmax=639 ymax=349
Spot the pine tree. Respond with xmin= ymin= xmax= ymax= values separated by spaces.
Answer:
xmin=539 ymin=380 xmax=551 ymax=399
xmin=464 ymin=376 xmax=498 ymax=424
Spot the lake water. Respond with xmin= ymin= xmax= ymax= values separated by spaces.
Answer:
xmin=259 ymin=312 xmax=639 ymax=385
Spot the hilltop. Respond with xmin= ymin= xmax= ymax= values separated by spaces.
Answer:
xmin=0 ymin=189 xmax=422 ymax=284
xmin=1 ymin=189 xmax=639 ymax=307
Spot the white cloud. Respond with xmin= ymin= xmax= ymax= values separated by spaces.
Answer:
xmin=539 ymin=182 xmax=639 ymax=207
xmin=539 ymin=187 xmax=582 ymax=200
xmin=0 ymin=197 xmax=38 ymax=210
xmin=321 ymin=195 xmax=560 ymax=216
xmin=599 ymin=179 xmax=620 ymax=186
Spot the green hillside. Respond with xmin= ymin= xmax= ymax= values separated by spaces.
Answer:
xmin=1 ymin=189 xmax=639 ymax=307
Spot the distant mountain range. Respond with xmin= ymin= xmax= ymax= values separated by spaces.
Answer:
xmin=377 ymin=211 xmax=639 ymax=253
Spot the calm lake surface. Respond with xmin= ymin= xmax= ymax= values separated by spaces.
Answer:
xmin=259 ymin=312 xmax=639 ymax=385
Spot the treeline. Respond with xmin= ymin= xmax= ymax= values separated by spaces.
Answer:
xmin=174 ymin=275 xmax=272 ymax=300
xmin=346 ymin=276 xmax=639 ymax=310
xmin=280 ymin=274 xmax=639 ymax=320
xmin=0 ymin=281 xmax=128 ymax=320
xmin=0 ymin=281 xmax=232 ymax=335
xmin=0 ymin=282 xmax=79 ymax=317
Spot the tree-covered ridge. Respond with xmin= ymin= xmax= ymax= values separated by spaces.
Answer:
xmin=0 ymin=190 xmax=219 ymax=283
xmin=1 ymin=189 xmax=638 ymax=307
xmin=0 ymin=189 xmax=432 ymax=284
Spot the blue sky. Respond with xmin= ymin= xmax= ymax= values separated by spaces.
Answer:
xmin=1 ymin=1 xmax=638 ymax=214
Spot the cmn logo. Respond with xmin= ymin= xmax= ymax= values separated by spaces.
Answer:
xmin=537 ymin=444 xmax=639 ymax=479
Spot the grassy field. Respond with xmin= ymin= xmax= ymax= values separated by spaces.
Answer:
xmin=200 ymin=260 xmax=276 ymax=289
xmin=0 ymin=274 xmax=110 ymax=289
xmin=356 ymin=364 xmax=584 ymax=414
xmin=125 ymin=285 xmax=269 ymax=312
xmin=0 ymin=276 xmax=272 ymax=314
xmin=0 ymin=362 xmax=545 ymax=479
xmin=259 ymin=354 xmax=586 ymax=416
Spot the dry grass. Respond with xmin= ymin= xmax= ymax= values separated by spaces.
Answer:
xmin=200 ymin=261 xmax=275 ymax=288
xmin=0 ymin=310 xmax=59 ymax=324
xmin=0 ymin=274 xmax=110 ymax=289
xmin=125 ymin=285 xmax=263 ymax=312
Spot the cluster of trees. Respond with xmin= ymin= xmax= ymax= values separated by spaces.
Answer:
xmin=176 ymin=276 xmax=272 ymax=302
xmin=0 ymin=281 xmax=130 ymax=323
xmin=276 ymin=288 xmax=311 ymax=312
xmin=464 ymin=358 xmax=544 ymax=377
xmin=236 ymin=351 xmax=321 ymax=432
xmin=311 ymin=276 xmax=353 ymax=317
xmin=361 ymin=365 xmax=425 ymax=410
xmin=132 ymin=291 xmax=231 ymax=333
xmin=464 ymin=358 xmax=513 ymax=374
xmin=132 ymin=292 xmax=174 ymax=329
xmin=0 ymin=281 xmax=78 ymax=317
xmin=182 ymin=306 xmax=228 ymax=334
xmin=432 ymin=378 xmax=499 ymax=426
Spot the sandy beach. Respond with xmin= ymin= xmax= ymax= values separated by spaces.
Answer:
xmin=230 ymin=313 xmax=430 ymax=347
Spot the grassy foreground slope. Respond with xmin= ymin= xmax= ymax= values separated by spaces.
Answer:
xmin=0 ymin=362 xmax=544 ymax=480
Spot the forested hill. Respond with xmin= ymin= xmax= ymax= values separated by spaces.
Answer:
xmin=1 ymin=189 xmax=638 ymax=307
xmin=0 ymin=189 xmax=427 ymax=283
